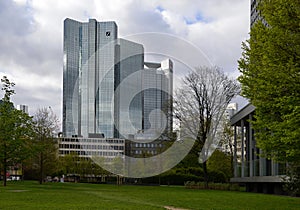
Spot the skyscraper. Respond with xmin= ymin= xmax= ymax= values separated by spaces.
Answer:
xmin=250 ymin=0 xmax=259 ymax=27
xmin=63 ymin=18 xmax=172 ymax=140
xmin=142 ymin=59 xmax=173 ymax=138
xmin=250 ymin=0 xmax=267 ymax=27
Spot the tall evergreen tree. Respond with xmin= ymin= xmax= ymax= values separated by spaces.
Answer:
xmin=238 ymin=0 xmax=300 ymax=164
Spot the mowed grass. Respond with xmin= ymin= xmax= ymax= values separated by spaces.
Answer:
xmin=0 ymin=181 xmax=299 ymax=210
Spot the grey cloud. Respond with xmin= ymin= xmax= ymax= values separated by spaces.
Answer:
xmin=115 ymin=1 xmax=171 ymax=35
xmin=0 ymin=0 xmax=36 ymax=36
xmin=0 ymin=0 xmax=62 ymax=77
xmin=13 ymin=84 xmax=62 ymax=116
xmin=127 ymin=4 xmax=170 ymax=33
xmin=0 ymin=0 xmax=37 ymax=67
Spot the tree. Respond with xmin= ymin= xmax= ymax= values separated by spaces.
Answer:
xmin=59 ymin=152 xmax=80 ymax=175
xmin=218 ymin=117 xmax=235 ymax=176
xmin=31 ymin=107 xmax=59 ymax=184
xmin=174 ymin=66 xmax=240 ymax=187
xmin=238 ymin=0 xmax=300 ymax=166
xmin=112 ymin=156 xmax=124 ymax=185
xmin=0 ymin=76 xmax=33 ymax=186
xmin=207 ymin=150 xmax=233 ymax=182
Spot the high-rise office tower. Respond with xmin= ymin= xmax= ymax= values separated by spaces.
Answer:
xmin=142 ymin=59 xmax=173 ymax=137
xmin=250 ymin=0 xmax=267 ymax=27
xmin=63 ymin=18 xmax=143 ymax=138
xmin=250 ymin=0 xmax=259 ymax=27
xmin=63 ymin=18 xmax=172 ymax=140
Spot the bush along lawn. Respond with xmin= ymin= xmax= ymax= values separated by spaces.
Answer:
xmin=184 ymin=181 xmax=244 ymax=191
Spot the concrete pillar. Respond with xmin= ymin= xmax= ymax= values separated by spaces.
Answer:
xmin=241 ymin=119 xmax=245 ymax=177
xmin=259 ymin=149 xmax=266 ymax=176
xmin=252 ymin=128 xmax=257 ymax=176
xmin=233 ymin=125 xmax=237 ymax=177
xmin=272 ymin=160 xmax=278 ymax=176
xmin=249 ymin=114 xmax=253 ymax=177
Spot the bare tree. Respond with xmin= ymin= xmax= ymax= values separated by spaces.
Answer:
xmin=174 ymin=66 xmax=240 ymax=187
xmin=218 ymin=117 xmax=235 ymax=176
xmin=32 ymin=107 xmax=59 ymax=184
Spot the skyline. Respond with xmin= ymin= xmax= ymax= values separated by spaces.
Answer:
xmin=0 ymin=0 xmax=250 ymax=122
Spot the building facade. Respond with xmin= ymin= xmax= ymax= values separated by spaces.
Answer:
xmin=63 ymin=19 xmax=145 ymax=139
xmin=250 ymin=0 xmax=267 ymax=27
xmin=17 ymin=105 xmax=28 ymax=114
xmin=142 ymin=59 xmax=173 ymax=137
xmin=62 ymin=18 xmax=173 ymax=160
xmin=230 ymin=104 xmax=286 ymax=194
xmin=59 ymin=137 xmax=124 ymax=160
xmin=250 ymin=0 xmax=259 ymax=27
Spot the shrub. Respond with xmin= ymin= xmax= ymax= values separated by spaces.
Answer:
xmin=208 ymin=171 xmax=227 ymax=183
xmin=185 ymin=181 xmax=242 ymax=191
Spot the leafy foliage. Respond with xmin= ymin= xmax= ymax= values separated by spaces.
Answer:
xmin=238 ymin=0 xmax=300 ymax=164
xmin=283 ymin=164 xmax=300 ymax=196
xmin=0 ymin=76 xmax=33 ymax=186
xmin=31 ymin=107 xmax=59 ymax=184
xmin=207 ymin=150 xmax=233 ymax=182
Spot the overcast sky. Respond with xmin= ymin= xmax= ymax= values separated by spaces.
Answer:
xmin=0 ymin=0 xmax=250 ymax=123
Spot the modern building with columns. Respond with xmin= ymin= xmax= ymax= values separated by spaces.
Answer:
xmin=230 ymin=103 xmax=286 ymax=194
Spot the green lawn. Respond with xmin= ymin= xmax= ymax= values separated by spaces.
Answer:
xmin=0 ymin=181 xmax=299 ymax=210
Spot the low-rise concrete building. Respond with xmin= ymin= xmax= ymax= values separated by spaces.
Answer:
xmin=58 ymin=137 xmax=125 ymax=161
xmin=230 ymin=104 xmax=286 ymax=194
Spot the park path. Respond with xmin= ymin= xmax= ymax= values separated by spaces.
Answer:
xmin=164 ymin=206 xmax=190 ymax=210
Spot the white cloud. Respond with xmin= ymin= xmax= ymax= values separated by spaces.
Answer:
xmin=0 ymin=0 xmax=250 ymax=121
xmin=160 ymin=10 xmax=188 ymax=36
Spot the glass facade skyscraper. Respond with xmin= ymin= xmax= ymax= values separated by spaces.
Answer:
xmin=63 ymin=18 xmax=172 ymax=139
xmin=115 ymin=39 xmax=144 ymax=138
xmin=250 ymin=0 xmax=267 ymax=27
xmin=250 ymin=0 xmax=259 ymax=27
xmin=63 ymin=18 xmax=120 ymax=138
xmin=142 ymin=60 xmax=173 ymax=137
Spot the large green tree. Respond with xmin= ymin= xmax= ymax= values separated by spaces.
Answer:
xmin=0 ymin=76 xmax=33 ymax=186
xmin=238 ymin=0 xmax=300 ymax=164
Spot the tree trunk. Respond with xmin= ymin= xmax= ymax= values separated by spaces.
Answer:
xmin=39 ymin=153 xmax=43 ymax=184
xmin=203 ymin=161 xmax=208 ymax=189
xmin=229 ymin=141 xmax=234 ymax=177
xmin=230 ymin=155 xmax=234 ymax=177
xmin=3 ymin=145 xmax=7 ymax=187
xmin=21 ymin=163 xmax=24 ymax=181
xmin=3 ymin=157 xmax=7 ymax=187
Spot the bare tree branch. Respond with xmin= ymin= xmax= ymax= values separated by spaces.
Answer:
xmin=173 ymin=66 xmax=240 ymax=187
